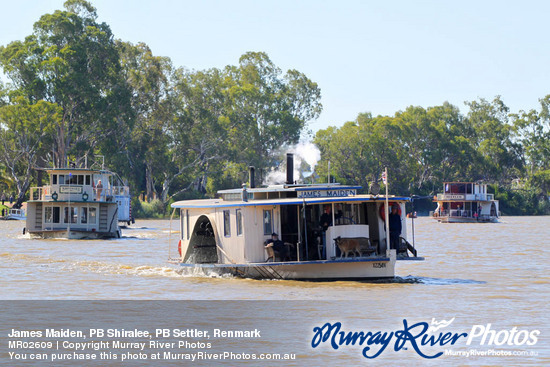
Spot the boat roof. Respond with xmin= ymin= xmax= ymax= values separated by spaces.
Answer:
xmin=42 ymin=168 xmax=114 ymax=175
xmin=171 ymin=194 xmax=410 ymax=209
xmin=217 ymin=183 xmax=362 ymax=194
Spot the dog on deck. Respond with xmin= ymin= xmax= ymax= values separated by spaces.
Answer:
xmin=333 ymin=236 xmax=362 ymax=258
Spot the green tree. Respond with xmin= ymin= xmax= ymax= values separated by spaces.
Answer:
xmin=315 ymin=102 xmax=482 ymax=196
xmin=511 ymin=95 xmax=550 ymax=201
xmin=465 ymin=97 xmax=522 ymax=183
xmin=0 ymin=98 xmax=60 ymax=207
xmin=0 ymin=0 xmax=132 ymax=167
xmin=224 ymin=52 xmax=322 ymax=171
xmin=170 ymin=67 xmax=230 ymax=198
xmin=314 ymin=113 xmax=407 ymax=192
xmin=115 ymin=41 xmax=173 ymax=202
xmin=165 ymin=52 xmax=322 ymax=199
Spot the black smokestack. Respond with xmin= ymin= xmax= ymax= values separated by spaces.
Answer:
xmin=249 ymin=166 xmax=255 ymax=188
xmin=286 ymin=153 xmax=294 ymax=184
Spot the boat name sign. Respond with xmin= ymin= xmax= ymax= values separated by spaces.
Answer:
xmin=297 ymin=189 xmax=356 ymax=198
xmin=60 ymin=185 xmax=83 ymax=194
xmin=441 ymin=194 xmax=466 ymax=200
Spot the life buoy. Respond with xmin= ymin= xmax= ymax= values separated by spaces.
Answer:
xmin=379 ymin=202 xmax=402 ymax=221
xmin=52 ymin=192 xmax=58 ymax=201
xmin=82 ymin=192 xmax=89 ymax=201
xmin=178 ymin=239 xmax=183 ymax=256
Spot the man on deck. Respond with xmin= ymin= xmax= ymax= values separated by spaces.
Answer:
xmin=265 ymin=233 xmax=288 ymax=261
xmin=389 ymin=204 xmax=402 ymax=254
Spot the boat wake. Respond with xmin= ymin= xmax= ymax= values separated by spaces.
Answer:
xmin=400 ymin=276 xmax=486 ymax=285
xmin=350 ymin=275 xmax=486 ymax=285
xmin=173 ymin=267 xmax=235 ymax=279
xmin=0 ymin=252 xmax=179 ymax=279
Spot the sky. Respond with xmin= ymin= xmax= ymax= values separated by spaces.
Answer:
xmin=1 ymin=0 xmax=549 ymax=133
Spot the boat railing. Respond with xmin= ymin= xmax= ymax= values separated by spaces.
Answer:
xmin=111 ymin=186 xmax=130 ymax=196
xmin=437 ymin=209 xmax=473 ymax=218
xmin=30 ymin=185 xmax=129 ymax=202
xmin=30 ymin=186 xmax=49 ymax=201
xmin=93 ymin=187 xmax=129 ymax=201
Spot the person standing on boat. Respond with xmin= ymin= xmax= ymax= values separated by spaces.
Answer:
xmin=320 ymin=206 xmax=332 ymax=231
xmin=319 ymin=206 xmax=333 ymax=258
xmin=96 ymin=180 xmax=103 ymax=201
xmin=265 ymin=233 xmax=288 ymax=261
xmin=388 ymin=204 xmax=402 ymax=254
xmin=1 ymin=193 xmax=5 ymax=206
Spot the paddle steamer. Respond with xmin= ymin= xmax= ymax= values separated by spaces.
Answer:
xmin=169 ymin=154 xmax=423 ymax=280
xmin=432 ymin=182 xmax=499 ymax=223
xmin=25 ymin=159 xmax=131 ymax=239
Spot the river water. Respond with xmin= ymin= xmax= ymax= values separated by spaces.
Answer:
xmin=1 ymin=217 xmax=548 ymax=365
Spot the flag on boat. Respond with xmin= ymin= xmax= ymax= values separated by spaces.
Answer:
xmin=381 ymin=171 xmax=387 ymax=185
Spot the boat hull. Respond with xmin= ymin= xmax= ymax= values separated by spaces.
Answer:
xmin=434 ymin=216 xmax=498 ymax=223
xmin=2 ymin=215 xmax=26 ymax=220
xmin=28 ymin=229 xmax=121 ymax=240
xmin=169 ymin=254 xmax=411 ymax=280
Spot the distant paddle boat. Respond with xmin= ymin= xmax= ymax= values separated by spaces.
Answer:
xmin=2 ymin=208 xmax=26 ymax=220
xmin=432 ymin=182 xmax=499 ymax=223
xmin=25 ymin=158 xmax=131 ymax=239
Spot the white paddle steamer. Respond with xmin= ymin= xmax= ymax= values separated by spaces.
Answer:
xmin=169 ymin=154 xmax=423 ymax=280
xmin=26 ymin=159 xmax=131 ymax=239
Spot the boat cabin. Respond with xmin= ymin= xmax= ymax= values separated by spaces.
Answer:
xmin=175 ymin=186 xmax=409 ymax=264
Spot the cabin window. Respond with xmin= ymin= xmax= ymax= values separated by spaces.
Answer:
xmin=335 ymin=203 xmax=366 ymax=225
xmin=45 ymin=207 xmax=53 ymax=223
xmin=263 ymin=210 xmax=272 ymax=235
xmin=52 ymin=175 xmax=57 ymax=185
xmin=64 ymin=207 xmax=78 ymax=224
xmin=85 ymin=175 xmax=91 ymax=186
xmin=236 ymin=209 xmax=243 ymax=236
xmin=89 ymin=207 xmax=97 ymax=224
xmin=59 ymin=175 xmax=65 ymax=184
xmin=78 ymin=175 xmax=84 ymax=185
xmin=223 ymin=210 xmax=231 ymax=237
xmin=67 ymin=174 xmax=78 ymax=185
xmin=81 ymin=207 xmax=88 ymax=224
xmin=52 ymin=207 xmax=60 ymax=223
